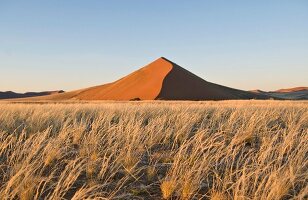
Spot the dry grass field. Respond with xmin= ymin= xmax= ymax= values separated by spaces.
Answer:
xmin=0 ymin=100 xmax=307 ymax=199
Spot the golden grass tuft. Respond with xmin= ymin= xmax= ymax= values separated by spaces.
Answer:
xmin=210 ymin=191 xmax=228 ymax=200
xmin=44 ymin=148 xmax=61 ymax=166
xmin=161 ymin=179 xmax=177 ymax=199
xmin=181 ymin=180 xmax=197 ymax=199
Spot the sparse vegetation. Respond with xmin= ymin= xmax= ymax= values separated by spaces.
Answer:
xmin=0 ymin=100 xmax=307 ymax=199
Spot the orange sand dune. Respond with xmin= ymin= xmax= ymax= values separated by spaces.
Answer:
xmin=12 ymin=57 xmax=270 ymax=101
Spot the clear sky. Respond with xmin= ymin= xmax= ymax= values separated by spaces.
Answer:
xmin=1 ymin=0 xmax=307 ymax=92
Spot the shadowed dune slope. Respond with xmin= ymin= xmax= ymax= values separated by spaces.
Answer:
xmin=157 ymin=58 xmax=268 ymax=100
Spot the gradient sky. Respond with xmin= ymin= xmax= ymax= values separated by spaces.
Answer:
xmin=1 ymin=0 xmax=307 ymax=93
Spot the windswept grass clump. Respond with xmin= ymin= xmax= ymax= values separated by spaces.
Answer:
xmin=0 ymin=100 xmax=307 ymax=199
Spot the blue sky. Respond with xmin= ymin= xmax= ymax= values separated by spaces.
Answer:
xmin=0 ymin=0 xmax=307 ymax=92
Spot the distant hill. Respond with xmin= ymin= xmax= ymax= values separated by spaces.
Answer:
xmin=0 ymin=90 xmax=64 ymax=100
xmin=250 ymin=87 xmax=308 ymax=100
xmin=250 ymin=89 xmax=266 ymax=94
xmin=274 ymin=87 xmax=308 ymax=93
xmin=15 ymin=57 xmax=269 ymax=101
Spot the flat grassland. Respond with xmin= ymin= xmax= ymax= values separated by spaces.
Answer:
xmin=0 ymin=101 xmax=307 ymax=199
